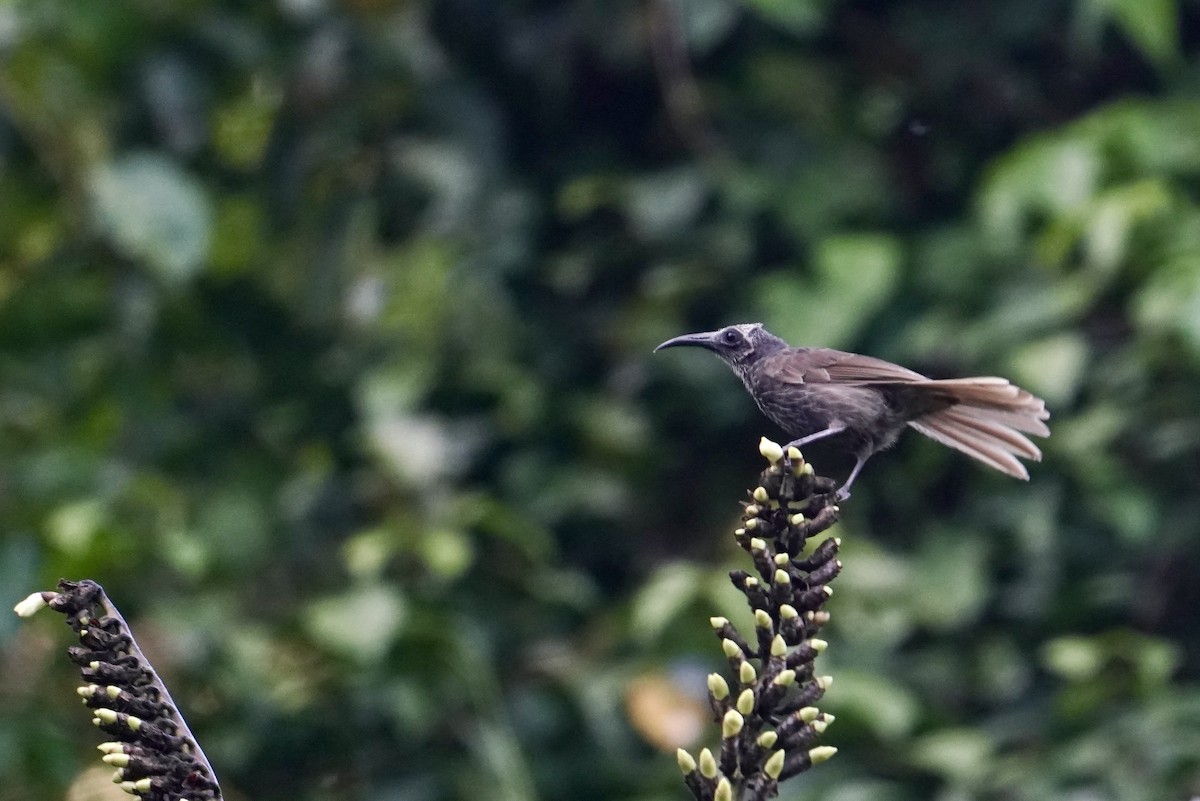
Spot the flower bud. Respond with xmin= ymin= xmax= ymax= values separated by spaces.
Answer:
xmin=764 ymin=749 xmax=786 ymax=779
xmin=809 ymin=745 xmax=838 ymax=764
xmin=759 ymin=438 xmax=784 ymax=463
xmin=721 ymin=710 xmax=744 ymax=738
xmin=772 ymin=669 xmax=796 ymax=687
xmin=13 ymin=592 xmax=51 ymax=618
xmin=707 ymin=673 xmax=730 ymax=700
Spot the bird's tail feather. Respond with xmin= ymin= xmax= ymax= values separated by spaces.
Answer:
xmin=907 ymin=378 xmax=1050 ymax=480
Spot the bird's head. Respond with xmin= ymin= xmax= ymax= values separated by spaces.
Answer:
xmin=654 ymin=323 xmax=787 ymax=372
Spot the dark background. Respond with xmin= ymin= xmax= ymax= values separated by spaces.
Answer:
xmin=3 ymin=1 xmax=1200 ymax=799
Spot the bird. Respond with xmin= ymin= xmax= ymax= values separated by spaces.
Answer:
xmin=655 ymin=323 xmax=1049 ymax=499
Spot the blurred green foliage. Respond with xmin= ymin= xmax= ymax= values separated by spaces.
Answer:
xmin=3 ymin=1 xmax=1200 ymax=800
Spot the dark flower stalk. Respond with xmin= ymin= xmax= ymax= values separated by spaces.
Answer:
xmin=677 ymin=438 xmax=842 ymax=801
xmin=14 ymin=579 xmax=222 ymax=801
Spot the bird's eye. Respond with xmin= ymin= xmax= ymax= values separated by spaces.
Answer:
xmin=722 ymin=329 xmax=741 ymax=345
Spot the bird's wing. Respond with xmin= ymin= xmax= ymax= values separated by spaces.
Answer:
xmin=762 ymin=348 xmax=929 ymax=385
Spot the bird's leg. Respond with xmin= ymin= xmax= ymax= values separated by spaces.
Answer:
xmin=782 ymin=424 xmax=849 ymax=486
xmin=783 ymin=423 xmax=847 ymax=451
xmin=834 ymin=455 xmax=869 ymax=502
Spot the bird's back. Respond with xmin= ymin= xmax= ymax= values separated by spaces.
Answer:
xmin=745 ymin=349 xmax=914 ymax=453
xmin=749 ymin=346 xmax=1049 ymax=479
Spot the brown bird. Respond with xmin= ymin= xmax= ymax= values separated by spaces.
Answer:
xmin=655 ymin=323 xmax=1050 ymax=499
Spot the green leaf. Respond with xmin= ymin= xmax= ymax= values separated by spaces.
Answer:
xmin=304 ymin=584 xmax=408 ymax=663
xmin=755 ymin=233 xmax=901 ymax=348
xmin=420 ymin=527 xmax=474 ymax=580
xmin=1009 ymin=333 xmax=1089 ymax=406
xmin=672 ymin=0 xmax=742 ymax=53
xmin=824 ymin=669 xmax=921 ymax=741
xmin=1078 ymin=0 xmax=1180 ymax=70
xmin=46 ymin=499 xmax=106 ymax=553
xmin=909 ymin=728 xmax=995 ymax=783
xmin=624 ymin=167 xmax=708 ymax=243
xmin=1133 ymin=253 xmax=1200 ymax=358
xmin=978 ymin=136 xmax=1101 ymax=254
xmin=88 ymin=152 xmax=212 ymax=284
xmin=909 ymin=532 xmax=989 ymax=631
xmin=743 ymin=0 xmax=827 ymax=35
xmin=1083 ymin=179 xmax=1172 ymax=274
xmin=630 ymin=562 xmax=705 ymax=645
xmin=1043 ymin=635 xmax=1106 ymax=680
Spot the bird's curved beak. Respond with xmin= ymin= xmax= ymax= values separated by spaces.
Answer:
xmin=654 ymin=331 xmax=720 ymax=352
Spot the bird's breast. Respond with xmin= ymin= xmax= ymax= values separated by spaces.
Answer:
xmin=751 ymin=382 xmax=835 ymax=432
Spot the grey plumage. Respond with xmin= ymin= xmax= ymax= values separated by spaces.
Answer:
xmin=655 ymin=323 xmax=1050 ymax=498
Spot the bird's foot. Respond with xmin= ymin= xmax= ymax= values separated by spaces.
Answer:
xmin=833 ymin=486 xmax=851 ymax=503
